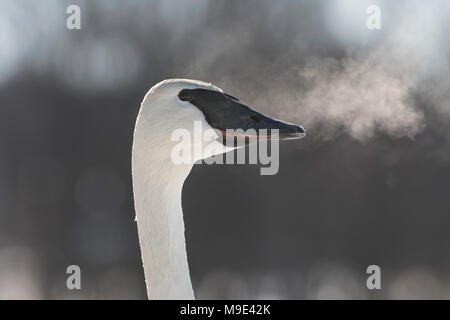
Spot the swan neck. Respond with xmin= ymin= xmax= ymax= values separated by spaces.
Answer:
xmin=132 ymin=135 xmax=195 ymax=299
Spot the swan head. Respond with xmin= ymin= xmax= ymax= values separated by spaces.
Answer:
xmin=136 ymin=79 xmax=305 ymax=163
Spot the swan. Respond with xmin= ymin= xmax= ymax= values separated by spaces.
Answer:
xmin=132 ymin=79 xmax=305 ymax=299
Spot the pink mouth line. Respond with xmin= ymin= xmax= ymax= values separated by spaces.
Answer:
xmin=219 ymin=130 xmax=271 ymax=139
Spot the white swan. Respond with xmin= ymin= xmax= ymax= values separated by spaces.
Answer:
xmin=132 ymin=79 xmax=305 ymax=299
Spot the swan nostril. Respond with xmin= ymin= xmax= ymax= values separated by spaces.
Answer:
xmin=249 ymin=114 xmax=261 ymax=122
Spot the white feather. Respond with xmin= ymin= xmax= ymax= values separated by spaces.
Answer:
xmin=132 ymin=79 xmax=231 ymax=299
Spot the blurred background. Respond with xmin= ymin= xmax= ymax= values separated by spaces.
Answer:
xmin=1 ymin=0 xmax=450 ymax=299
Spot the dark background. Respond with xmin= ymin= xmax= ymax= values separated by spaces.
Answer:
xmin=1 ymin=0 xmax=450 ymax=299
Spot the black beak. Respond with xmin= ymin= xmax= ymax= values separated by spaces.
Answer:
xmin=179 ymin=88 xmax=306 ymax=143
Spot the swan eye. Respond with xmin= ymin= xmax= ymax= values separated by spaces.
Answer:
xmin=249 ymin=114 xmax=261 ymax=122
xmin=178 ymin=89 xmax=190 ymax=101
